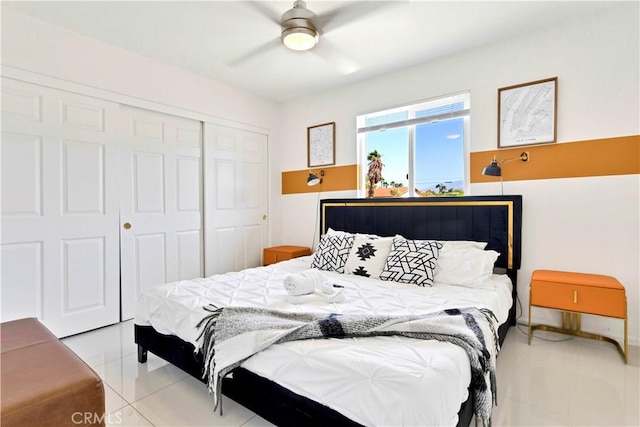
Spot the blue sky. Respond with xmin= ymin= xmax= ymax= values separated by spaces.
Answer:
xmin=366 ymin=118 xmax=464 ymax=190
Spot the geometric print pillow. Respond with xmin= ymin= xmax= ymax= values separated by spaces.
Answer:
xmin=343 ymin=235 xmax=393 ymax=279
xmin=311 ymin=233 xmax=355 ymax=273
xmin=379 ymin=236 xmax=443 ymax=287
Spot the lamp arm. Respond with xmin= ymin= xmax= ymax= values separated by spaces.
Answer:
xmin=501 ymin=151 xmax=529 ymax=164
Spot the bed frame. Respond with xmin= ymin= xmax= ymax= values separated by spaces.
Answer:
xmin=135 ymin=195 xmax=522 ymax=427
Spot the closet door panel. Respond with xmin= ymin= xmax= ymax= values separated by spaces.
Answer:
xmin=133 ymin=151 xmax=165 ymax=213
xmin=120 ymin=106 xmax=202 ymax=320
xmin=177 ymin=230 xmax=202 ymax=279
xmin=134 ymin=232 xmax=167 ymax=297
xmin=0 ymin=78 xmax=120 ymax=337
xmin=212 ymin=227 xmax=237 ymax=274
xmin=62 ymin=237 xmax=106 ymax=312
xmin=1 ymin=133 xmax=42 ymax=216
xmin=203 ymin=124 xmax=268 ymax=276
xmin=176 ymin=156 xmax=200 ymax=211
xmin=0 ymin=242 xmax=43 ymax=320
xmin=62 ymin=140 xmax=105 ymax=214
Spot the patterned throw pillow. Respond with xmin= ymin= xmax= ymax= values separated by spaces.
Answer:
xmin=380 ymin=236 xmax=443 ymax=287
xmin=311 ymin=233 xmax=355 ymax=273
xmin=343 ymin=236 xmax=393 ymax=279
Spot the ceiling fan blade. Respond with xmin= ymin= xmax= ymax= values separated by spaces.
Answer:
xmin=315 ymin=1 xmax=402 ymax=34
xmin=244 ymin=1 xmax=281 ymax=25
xmin=228 ymin=38 xmax=282 ymax=67
xmin=313 ymin=38 xmax=360 ymax=75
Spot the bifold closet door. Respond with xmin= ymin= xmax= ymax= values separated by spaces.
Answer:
xmin=203 ymin=123 xmax=268 ymax=276
xmin=1 ymin=78 xmax=120 ymax=337
xmin=119 ymin=106 xmax=203 ymax=320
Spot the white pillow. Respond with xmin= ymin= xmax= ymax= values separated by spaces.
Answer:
xmin=343 ymin=235 xmax=394 ymax=279
xmin=434 ymin=247 xmax=499 ymax=287
xmin=326 ymin=228 xmax=351 ymax=236
xmin=326 ymin=228 xmax=379 ymax=239
xmin=439 ymin=240 xmax=488 ymax=250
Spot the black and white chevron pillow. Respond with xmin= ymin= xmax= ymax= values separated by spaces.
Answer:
xmin=380 ymin=236 xmax=443 ymax=287
xmin=311 ymin=234 xmax=355 ymax=273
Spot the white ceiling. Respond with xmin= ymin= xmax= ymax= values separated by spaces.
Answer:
xmin=3 ymin=1 xmax=617 ymax=103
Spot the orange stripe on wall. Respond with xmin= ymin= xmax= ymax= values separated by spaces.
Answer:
xmin=282 ymin=136 xmax=638 ymax=194
xmin=470 ymin=135 xmax=639 ymax=183
xmin=282 ymin=164 xmax=359 ymax=194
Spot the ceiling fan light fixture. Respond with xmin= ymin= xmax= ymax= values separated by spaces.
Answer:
xmin=281 ymin=0 xmax=319 ymax=51
xmin=282 ymin=26 xmax=318 ymax=51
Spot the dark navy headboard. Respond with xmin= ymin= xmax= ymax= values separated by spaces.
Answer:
xmin=319 ymin=195 xmax=523 ymax=325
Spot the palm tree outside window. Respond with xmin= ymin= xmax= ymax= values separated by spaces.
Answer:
xmin=366 ymin=150 xmax=383 ymax=198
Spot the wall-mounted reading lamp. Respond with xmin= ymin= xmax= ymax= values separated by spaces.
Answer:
xmin=482 ymin=152 xmax=529 ymax=194
xmin=307 ymin=169 xmax=324 ymax=186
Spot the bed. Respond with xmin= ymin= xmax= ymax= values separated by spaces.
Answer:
xmin=135 ymin=195 xmax=522 ymax=426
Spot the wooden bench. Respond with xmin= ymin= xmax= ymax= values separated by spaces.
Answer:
xmin=528 ymin=269 xmax=627 ymax=363
xmin=1 ymin=318 xmax=106 ymax=426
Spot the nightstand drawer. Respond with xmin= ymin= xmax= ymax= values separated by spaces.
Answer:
xmin=263 ymin=245 xmax=311 ymax=266
xmin=531 ymin=281 xmax=626 ymax=318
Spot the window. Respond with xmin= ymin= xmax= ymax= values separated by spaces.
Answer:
xmin=357 ymin=92 xmax=469 ymax=198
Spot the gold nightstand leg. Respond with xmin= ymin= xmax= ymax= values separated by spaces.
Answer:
xmin=531 ymin=310 xmax=626 ymax=363
xmin=528 ymin=288 xmax=532 ymax=344
xmin=566 ymin=312 xmax=577 ymax=331
xmin=576 ymin=313 xmax=581 ymax=332
xmin=624 ymin=312 xmax=628 ymax=364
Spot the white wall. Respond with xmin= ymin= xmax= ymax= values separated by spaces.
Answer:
xmin=274 ymin=3 xmax=640 ymax=345
xmin=1 ymin=8 xmax=280 ymax=131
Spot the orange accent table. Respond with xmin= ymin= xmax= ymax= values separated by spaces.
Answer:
xmin=263 ymin=245 xmax=311 ymax=266
xmin=528 ymin=269 xmax=627 ymax=363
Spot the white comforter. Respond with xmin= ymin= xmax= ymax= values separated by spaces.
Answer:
xmin=135 ymin=256 xmax=513 ymax=427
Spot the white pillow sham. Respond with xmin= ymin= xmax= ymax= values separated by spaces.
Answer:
xmin=434 ymin=247 xmax=499 ymax=287
xmin=326 ymin=228 xmax=379 ymax=239
xmin=439 ymin=240 xmax=488 ymax=250
xmin=326 ymin=227 xmax=350 ymax=236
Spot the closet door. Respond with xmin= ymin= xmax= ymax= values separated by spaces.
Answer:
xmin=203 ymin=123 xmax=268 ymax=276
xmin=119 ymin=106 xmax=202 ymax=320
xmin=1 ymin=78 xmax=120 ymax=337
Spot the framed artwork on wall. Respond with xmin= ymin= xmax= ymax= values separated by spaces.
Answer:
xmin=307 ymin=122 xmax=335 ymax=167
xmin=498 ymin=77 xmax=557 ymax=148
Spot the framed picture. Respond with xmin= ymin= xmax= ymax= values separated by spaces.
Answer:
xmin=307 ymin=122 xmax=335 ymax=167
xmin=498 ymin=77 xmax=557 ymax=148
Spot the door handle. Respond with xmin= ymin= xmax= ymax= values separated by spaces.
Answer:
xmin=123 ymin=222 xmax=132 ymax=230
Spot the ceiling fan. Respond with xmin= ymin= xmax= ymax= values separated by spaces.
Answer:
xmin=280 ymin=0 xmax=319 ymax=51
xmin=229 ymin=1 xmax=396 ymax=68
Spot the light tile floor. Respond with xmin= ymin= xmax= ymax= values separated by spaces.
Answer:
xmin=62 ymin=320 xmax=639 ymax=427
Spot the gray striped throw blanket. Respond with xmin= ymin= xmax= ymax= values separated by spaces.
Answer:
xmin=196 ymin=305 xmax=500 ymax=426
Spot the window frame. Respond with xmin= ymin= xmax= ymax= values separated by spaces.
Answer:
xmin=357 ymin=91 xmax=470 ymax=198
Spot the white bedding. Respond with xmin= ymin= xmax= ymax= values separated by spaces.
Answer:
xmin=135 ymin=255 xmax=513 ymax=427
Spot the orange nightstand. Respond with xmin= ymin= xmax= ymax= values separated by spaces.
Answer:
xmin=263 ymin=245 xmax=311 ymax=266
xmin=528 ymin=269 xmax=627 ymax=363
